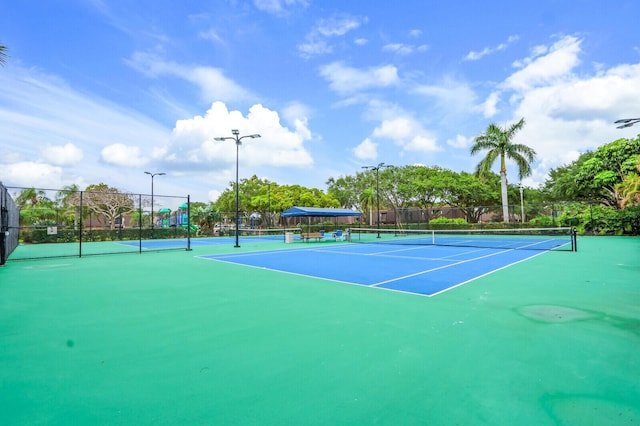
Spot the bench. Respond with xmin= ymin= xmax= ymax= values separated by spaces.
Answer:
xmin=300 ymin=232 xmax=324 ymax=242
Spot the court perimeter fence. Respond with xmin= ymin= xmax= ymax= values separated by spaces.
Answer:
xmin=286 ymin=202 xmax=639 ymax=236
xmin=1 ymin=182 xmax=20 ymax=265
xmin=4 ymin=186 xmax=192 ymax=262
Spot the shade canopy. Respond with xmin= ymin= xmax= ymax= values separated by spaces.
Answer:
xmin=281 ymin=206 xmax=362 ymax=217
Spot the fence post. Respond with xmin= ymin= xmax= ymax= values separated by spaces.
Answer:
xmin=79 ymin=191 xmax=83 ymax=258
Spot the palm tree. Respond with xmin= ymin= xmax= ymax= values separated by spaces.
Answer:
xmin=359 ymin=187 xmax=375 ymax=225
xmin=471 ymin=118 xmax=536 ymax=223
xmin=0 ymin=44 xmax=8 ymax=66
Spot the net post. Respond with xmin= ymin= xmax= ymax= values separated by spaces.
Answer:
xmin=572 ymin=227 xmax=577 ymax=252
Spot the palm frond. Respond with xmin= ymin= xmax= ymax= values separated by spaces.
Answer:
xmin=0 ymin=44 xmax=7 ymax=66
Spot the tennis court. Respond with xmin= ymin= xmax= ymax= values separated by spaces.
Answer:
xmin=0 ymin=235 xmax=638 ymax=425
xmin=200 ymin=242 xmax=558 ymax=297
xmin=200 ymin=227 xmax=576 ymax=296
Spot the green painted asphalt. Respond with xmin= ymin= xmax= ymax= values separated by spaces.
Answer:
xmin=0 ymin=236 xmax=638 ymax=425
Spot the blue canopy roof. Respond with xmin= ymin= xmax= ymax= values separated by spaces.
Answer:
xmin=281 ymin=206 xmax=362 ymax=217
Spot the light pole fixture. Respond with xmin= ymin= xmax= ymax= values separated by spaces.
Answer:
xmin=144 ymin=171 xmax=165 ymax=236
xmin=519 ymin=183 xmax=525 ymax=224
xmin=615 ymin=118 xmax=640 ymax=128
xmin=214 ymin=129 xmax=261 ymax=248
xmin=362 ymin=162 xmax=392 ymax=238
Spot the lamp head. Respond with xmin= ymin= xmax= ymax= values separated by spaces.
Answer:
xmin=232 ymin=129 xmax=240 ymax=136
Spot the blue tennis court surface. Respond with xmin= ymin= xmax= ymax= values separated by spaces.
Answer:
xmin=199 ymin=243 xmax=552 ymax=297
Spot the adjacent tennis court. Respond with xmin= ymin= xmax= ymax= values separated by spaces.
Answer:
xmin=0 ymin=235 xmax=638 ymax=425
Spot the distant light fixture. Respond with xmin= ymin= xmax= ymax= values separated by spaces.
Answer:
xmin=213 ymin=130 xmax=262 ymax=248
xmin=614 ymin=118 xmax=640 ymax=129
xmin=361 ymin=162 xmax=393 ymax=238
xmin=144 ymin=171 xmax=166 ymax=236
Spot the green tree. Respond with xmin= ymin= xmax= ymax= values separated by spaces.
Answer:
xmin=471 ymin=118 xmax=536 ymax=223
xmin=575 ymin=137 xmax=640 ymax=206
xmin=616 ymin=157 xmax=640 ymax=208
xmin=327 ymin=173 xmax=369 ymax=211
xmin=15 ymin=188 xmax=56 ymax=227
xmin=214 ymin=177 xmax=339 ymax=226
xmin=359 ymin=187 xmax=375 ymax=225
xmin=543 ymin=153 xmax=595 ymax=201
xmin=442 ymin=171 xmax=501 ymax=223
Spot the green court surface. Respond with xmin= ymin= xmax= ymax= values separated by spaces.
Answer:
xmin=0 ymin=236 xmax=638 ymax=425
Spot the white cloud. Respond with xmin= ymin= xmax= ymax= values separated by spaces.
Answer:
xmin=447 ymin=134 xmax=472 ymax=149
xmin=503 ymin=35 xmax=582 ymax=91
xmin=411 ymin=77 xmax=478 ymax=115
xmin=0 ymin=64 xmax=170 ymax=192
xmin=464 ymin=35 xmax=519 ymax=61
xmin=485 ymin=35 xmax=640 ymax=186
xmin=41 ymin=143 xmax=84 ymax=166
xmin=126 ymin=51 xmax=253 ymax=103
xmin=101 ymin=144 xmax=148 ymax=167
xmin=382 ymin=43 xmax=429 ymax=56
xmin=3 ymin=162 xmax=64 ymax=188
xmin=316 ymin=16 xmax=363 ymax=37
xmin=404 ymin=135 xmax=439 ymax=152
xmin=253 ymin=0 xmax=310 ymax=16
xmin=353 ymin=138 xmax=378 ymax=160
xmin=371 ymin=117 xmax=440 ymax=153
xmin=297 ymin=15 xmax=366 ymax=58
xmin=482 ymin=92 xmax=500 ymax=118
xmin=167 ymin=101 xmax=313 ymax=172
xmin=199 ymin=28 xmax=224 ymax=44
xmin=319 ymin=62 xmax=399 ymax=95
xmin=297 ymin=40 xmax=333 ymax=58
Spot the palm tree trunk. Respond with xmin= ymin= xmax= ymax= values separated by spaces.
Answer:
xmin=500 ymin=171 xmax=509 ymax=223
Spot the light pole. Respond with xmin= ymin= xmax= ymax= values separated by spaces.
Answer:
xmin=144 ymin=171 xmax=165 ymax=236
xmin=267 ymin=181 xmax=271 ymax=228
xmin=615 ymin=118 xmax=640 ymax=128
xmin=362 ymin=162 xmax=391 ymax=238
xmin=214 ymin=129 xmax=261 ymax=248
xmin=519 ymin=183 xmax=525 ymax=224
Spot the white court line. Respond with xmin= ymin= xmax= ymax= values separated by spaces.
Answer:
xmin=197 ymin=240 xmax=558 ymax=297
xmin=370 ymin=248 xmax=516 ymax=287
xmin=428 ymin=249 xmax=550 ymax=297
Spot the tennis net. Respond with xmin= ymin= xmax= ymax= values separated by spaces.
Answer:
xmin=348 ymin=227 xmax=577 ymax=251
xmin=238 ymin=227 xmax=302 ymax=241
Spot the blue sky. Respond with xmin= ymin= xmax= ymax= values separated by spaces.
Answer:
xmin=1 ymin=0 xmax=640 ymax=204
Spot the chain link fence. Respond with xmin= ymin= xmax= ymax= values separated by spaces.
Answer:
xmin=1 ymin=182 xmax=20 ymax=265
xmin=378 ymin=201 xmax=640 ymax=235
xmin=5 ymin=187 xmax=192 ymax=261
